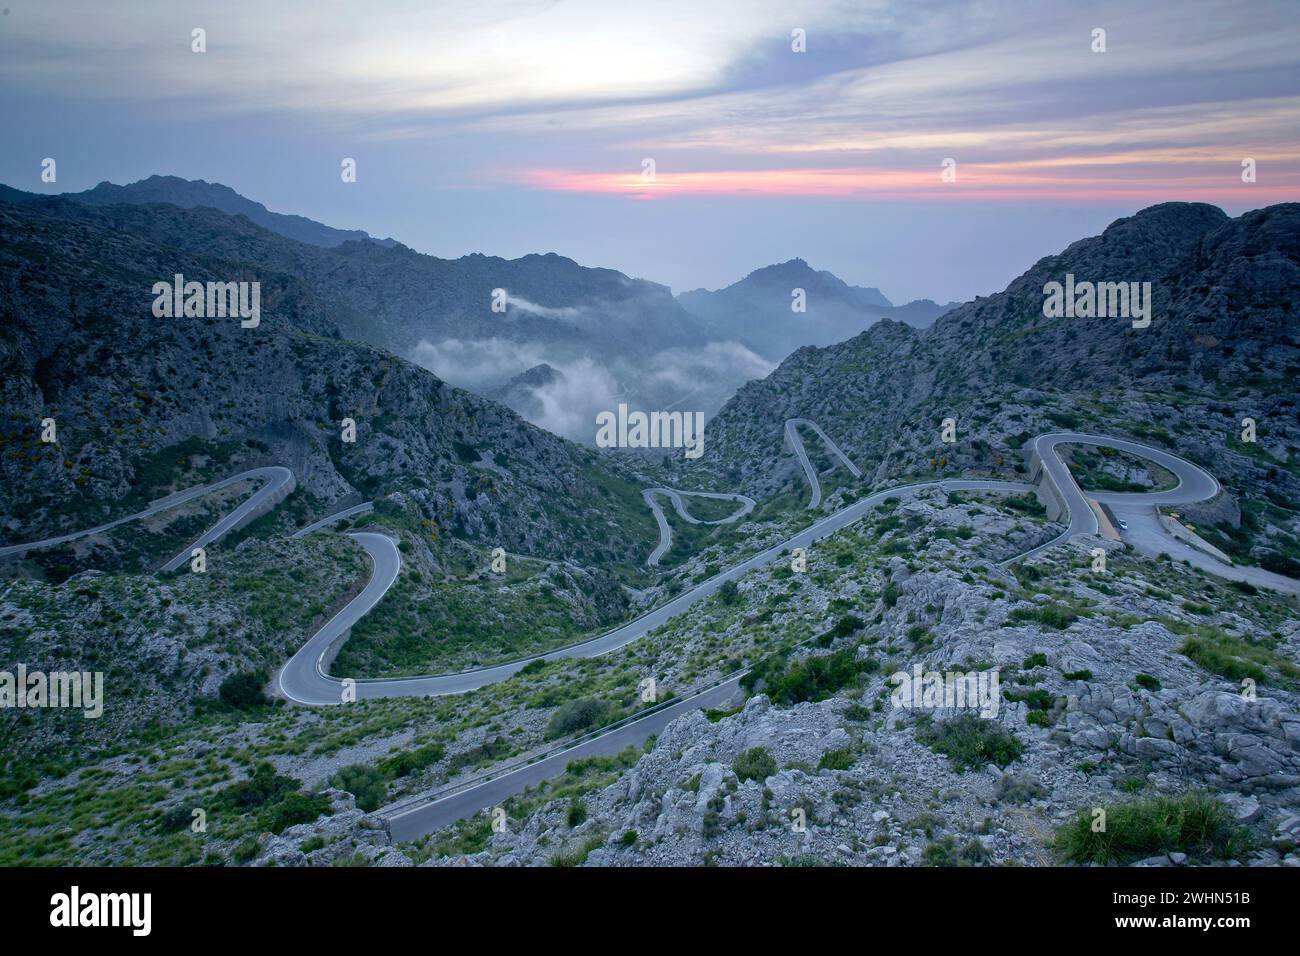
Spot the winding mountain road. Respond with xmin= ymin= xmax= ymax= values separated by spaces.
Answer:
xmin=6 ymin=422 xmax=1293 ymax=837
xmin=373 ymin=428 xmax=1295 ymax=838
xmin=281 ymin=477 xmax=1036 ymax=704
xmin=290 ymin=502 xmax=374 ymax=539
xmin=0 ymin=466 xmax=295 ymax=572
xmin=785 ymin=417 xmax=862 ymax=509
xmin=1032 ymin=433 xmax=1298 ymax=593
xmin=642 ymin=487 xmax=756 ymax=566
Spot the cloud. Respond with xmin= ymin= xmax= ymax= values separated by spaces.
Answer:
xmin=645 ymin=341 xmax=775 ymax=397
xmin=524 ymin=356 xmax=626 ymax=440
xmin=4 ymin=0 xmax=1295 ymax=208
xmin=503 ymin=294 xmax=579 ymax=320
xmin=408 ymin=336 xmax=773 ymax=442
xmin=0 ymin=0 xmax=832 ymax=116
xmin=408 ymin=337 xmax=552 ymax=391
xmin=514 ymin=154 xmax=1300 ymax=203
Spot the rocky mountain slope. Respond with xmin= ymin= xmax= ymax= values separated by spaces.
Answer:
xmin=485 ymin=364 xmax=566 ymax=423
xmin=688 ymin=203 xmax=1300 ymax=572
xmin=68 ymin=175 xmax=400 ymax=249
xmin=3 ymin=180 xmax=967 ymax=445
xmin=0 ymin=179 xmax=744 ymax=443
xmin=263 ymin=495 xmax=1300 ymax=868
xmin=0 ymin=196 xmax=658 ymax=572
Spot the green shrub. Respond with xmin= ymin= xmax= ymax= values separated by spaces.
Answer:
xmin=1119 ymin=776 xmax=1146 ymax=794
xmin=446 ymin=736 xmax=513 ymax=773
xmin=378 ymin=742 xmax=445 ymax=779
xmin=818 ymin=614 xmax=866 ymax=646
xmin=831 ymin=614 xmax=865 ymax=636
xmin=1133 ymin=673 xmax=1162 ymax=691
xmin=817 ymin=748 xmax=855 ymax=772
xmin=1005 ymin=492 xmax=1046 ymax=516
xmin=733 ymin=747 xmax=778 ymax=783
xmin=232 ymin=836 xmax=262 ymax=864
xmin=704 ymin=706 xmax=743 ymax=722
xmin=567 ymin=800 xmax=587 ymax=827
xmin=218 ymin=669 xmax=270 ymax=710
xmin=1054 ymin=792 xmax=1245 ymax=864
xmin=1010 ymin=605 xmax=1078 ymax=630
xmin=621 ymin=830 xmax=637 ymax=846
xmin=218 ymin=763 xmax=298 ymax=811
xmin=546 ymin=697 xmax=614 ymax=739
xmin=258 ymin=791 xmax=331 ymax=835
xmin=1260 ymin=552 xmax=1300 ymax=579
xmin=216 ymin=763 xmax=330 ymax=836
xmin=742 ymin=646 xmax=876 ymax=704
xmin=1004 ymin=687 xmax=1054 ymax=710
xmin=548 ymin=834 xmax=604 ymax=867
xmin=994 ymin=774 xmax=1047 ymax=804
xmin=331 ymin=764 xmax=388 ymax=812
xmin=0 ymin=761 xmax=39 ymax=801
xmin=452 ymin=441 xmax=481 ymax=463
xmin=158 ymin=805 xmax=196 ymax=833
xmin=1063 ymin=669 xmax=1093 ymax=681
xmin=717 ymin=579 xmax=740 ymax=605
xmin=922 ymin=835 xmax=990 ymax=866
xmin=1178 ymin=626 xmax=1298 ymax=686
xmin=917 ymin=715 xmax=1024 ymax=771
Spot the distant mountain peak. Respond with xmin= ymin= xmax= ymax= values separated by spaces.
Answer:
xmin=675 ymin=259 xmax=928 ymax=360
xmin=743 ymin=258 xmax=818 ymax=282
xmin=511 ymin=363 xmax=563 ymax=389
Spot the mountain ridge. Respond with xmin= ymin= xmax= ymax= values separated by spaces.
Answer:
xmin=67 ymin=174 xmax=401 ymax=249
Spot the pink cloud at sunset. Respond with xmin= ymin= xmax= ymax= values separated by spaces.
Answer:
xmin=516 ymin=163 xmax=1300 ymax=204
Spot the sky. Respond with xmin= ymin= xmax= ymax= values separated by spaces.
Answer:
xmin=1 ymin=0 xmax=1297 ymax=303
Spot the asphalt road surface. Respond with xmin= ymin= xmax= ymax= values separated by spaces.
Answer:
xmin=282 ymin=474 xmax=1038 ymax=706
xmin=0 ymin=466 xmax=294 ymax=572
xmin=642 ymin=487 xmax=757 ymax=566
xmin=785 ymin=418 xmax=862 ymax=509
xmin=276 ymin=532 xmax=403 ymax=704
xmin=1024 ymin=433 xmax=1294 ymax=592
xmin=160 ymin=467 xmax=295 ymax=571
xmin=290 ymin=502 xmax=375 ymax=539
xmin=384 ymin=678 xmax=741 ymax=842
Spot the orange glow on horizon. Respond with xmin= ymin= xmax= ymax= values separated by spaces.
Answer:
xmin=515 ymin=165 xmax=1300 ymax=204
